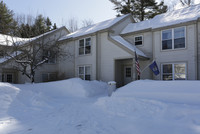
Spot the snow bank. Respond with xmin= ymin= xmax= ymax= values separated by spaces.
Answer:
xmin=15 ymin=78 xmax=107 ymax=98
xmin=112 ymin=80 xmax=200 ymax=104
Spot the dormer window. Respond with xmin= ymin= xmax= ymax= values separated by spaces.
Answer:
xmin=79 ymin=37 xmax=91 ymax=55
xmin=134 ymin=35 xmax=143 ymax=46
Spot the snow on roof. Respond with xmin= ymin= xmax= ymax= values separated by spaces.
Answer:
xmin=59 ymin=14 xmax=130 ymax=41
xmin=0 ymin=34 xmax=30 ymax=46
xmin=110 ymin=35 xmax=147 ymax=57
xmin=0 ymin=26 xmax=67 ymax=46
xmin=121 ymin=4 xmax=200 ymax=34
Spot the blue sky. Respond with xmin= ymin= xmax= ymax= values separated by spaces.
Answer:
xmin=5 ymin=0 xmax=117 ymax=27
xmin=4 ymin=0 xmax=200 ymax=28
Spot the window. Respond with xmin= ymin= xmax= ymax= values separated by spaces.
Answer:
xmin=79 ymin=38 xmax=91 ymax=55
xmin=43 ymin=50 xmax=56 ymax=64
xmin=125 ymin=67 xmax=132 ymax=77
xmin=162 ymin=27 xmax=185 ymax=50
xmin=0 ymin=50 xmax=5 ymax=57
xmin=78 ymin=66 xmax=91 ymax=80
xmin=1 ymin=73 xmax=13 ymax=83
xmin=162 ymin=63 xmax=186 ymax=80
xmin=42 ymin=73 xmax=57 ymax=82
xmin=134 ymin=36 xmax=143 ymax=46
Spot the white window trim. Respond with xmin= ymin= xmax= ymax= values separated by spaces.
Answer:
xmin=161 ymin=62 xmax=187 ymax=80
xmin=134 ymin=35 xmax=143 ymax=46
xmin=161 ymin=26 xmax=186 ymax=51
xmin=43 ymin=50 xmax=57 ymax=64
xmin=78 ymin=65 xmax=91 ymax=80
xmin=78 ymin=37 xmax=91 ymax=56
xmin=42 ymin=73 xmax=57 ymax=82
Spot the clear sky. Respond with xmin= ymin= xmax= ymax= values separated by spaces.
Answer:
xmin=4 ymin=0 xmax=200 ymax=28
xmin=4 ymin=0 xmax=117 ymax=27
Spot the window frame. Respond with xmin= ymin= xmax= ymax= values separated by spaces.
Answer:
xmin=161 ymin=26 xmax=186 ymax=51
xmin=78 ymin=65 xmax=91 ymax=80
xmin=134 ymin=35 xmax=143 ymax=46
xmin=78 ymin=37 xmax=91 ymax=56
xmin=1 ymin=73 xmax=13 ymax=83
xmin=161 ymin=63 xmax=187 ymax=80
xmin=42 ymin=50 xmax=57 ymax=64
xmin=42 ymin=73 xmax=57 ymax=82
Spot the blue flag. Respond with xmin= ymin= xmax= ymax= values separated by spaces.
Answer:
xmin=149 ymin=61 xmax=159 ymax=75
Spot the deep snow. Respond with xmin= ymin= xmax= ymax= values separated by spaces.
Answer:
xmin=0 ymin=79 xmax=200 ymax=134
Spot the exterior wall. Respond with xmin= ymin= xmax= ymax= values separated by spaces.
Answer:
xmin=110 ymin=16 xmax=134 ymax=36
xmin=57 ymin=41 xmax=75 ymax=80
xmin=153 ymin=24 xmax=197 ymax=80
xmin=198 ymin=21 xmax=200 ymax=79
xmin=99 ymin=32 xmax=133 ymax=82
xmin=122 ymin=32 xmax=153 ymax=79
xmin=74 ymin=35 xmax=97 ymax=80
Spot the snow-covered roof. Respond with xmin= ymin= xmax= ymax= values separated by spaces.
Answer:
xmin=110 ymin=35 xmax=147 ymax=58
xmin=0 ymin=26 xmax=67 ymax=46
xmin=121 ymin=4 xmax=200 ymax=34
xmin=59 ymin=14 xmax=131 ymax=41
xmin=0 ymin=34 xmax=30 ymax=46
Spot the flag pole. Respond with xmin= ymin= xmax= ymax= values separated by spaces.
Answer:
xmin=140 ymin=59 xmax=155 ymax=73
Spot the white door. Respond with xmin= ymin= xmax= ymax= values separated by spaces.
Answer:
xmin=124 ymin=66 xmax=132 ymax=85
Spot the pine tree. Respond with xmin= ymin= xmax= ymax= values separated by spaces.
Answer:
xmin=53 ymin=23 xmax=57 ymax=30
xmin=109 ymin=0 xmax=168 ymax=21
xmin=0 ymin=1 xmax=17 ymax=34
xmin=45 ymin=17 xmax=52 ymax=31
xmin=33 ymin=14 xmax=46 ymax=35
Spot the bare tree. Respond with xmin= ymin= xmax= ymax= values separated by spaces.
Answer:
xmin=1 ymin=28 xmax=72 ymax=83
xmin=66 ymin=17 xmax=78 ymax=32
xmin=81 ymin=19 xmax=94 ymax=28
xmin=180 ymin=0 xmax=193 ymax=6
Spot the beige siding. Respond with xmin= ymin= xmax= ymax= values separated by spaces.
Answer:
xmin=74 ymin=35 xmax=97 ymax=80
xmin=154 ymin=24 xmax=197 ymax=80
xmin=123 ymin=32 xmax=153 ymax=79
xmin=198 ymin=21 xmax=200 ymax=79
xmin=111 ymin=16 xmax=134 ymax=36
xmin=99 ymin=32 xmax=133 ymax=82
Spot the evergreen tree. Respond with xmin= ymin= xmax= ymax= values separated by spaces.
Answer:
xmin=109 ymin=0 xmax=168 ymax=21
xmin=45 ymin=17 xmax=52 ymax=31
xmin=0 ymin=1 xmax=17 ymax=35
xmin=53 ymin=23 xmax=57 ymax=30
xmin=33 ymin=14 xmax=47 ymax=35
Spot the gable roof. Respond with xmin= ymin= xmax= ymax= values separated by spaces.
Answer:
xmin=110 ymin=35 xmax=147 ymax=58
xmin=59 ymin=14 xmax=131 ymax=41
xmin=121 ymin=4 xmax=200 ymax=34
xmin=0 ymin=26 xmax=68 ymax=46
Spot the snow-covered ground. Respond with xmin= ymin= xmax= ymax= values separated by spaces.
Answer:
xmin=0 ymin=79 xmax=200 ymax=134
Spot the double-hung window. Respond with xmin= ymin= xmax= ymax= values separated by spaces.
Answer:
xmin=78 ymin=66 xmax=91 ymax=80
xmin=79 ymin=38 xmax=91 ymax=55
xmin=162 ymin=63 xmax=186 ymax=80
xmin=42 ymin=73 xmax=57 ymax=82
xmin=43 ymin=50 xmax=56 ymax=64
xmin=162 ymin=27 xmax=185 ymax=50
xmin=134 ymin=36 xmax=143 ymax=46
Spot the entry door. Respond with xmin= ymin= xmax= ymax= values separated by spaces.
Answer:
xmin=124 ymin=66 xmax=132 ymax=85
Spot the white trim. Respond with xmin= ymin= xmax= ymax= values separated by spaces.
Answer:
xmin=78 ymin=65 xmax=91 ymax=80
xmin=161 ymin=26 xmax=186 ymax=51
xmin=78 ymin=37 xmax=92 ymax=56
xmin=134 ymin=35 xmax=143 ymax=46
xmin=161 ymin=62 xmax=187 ymax=80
